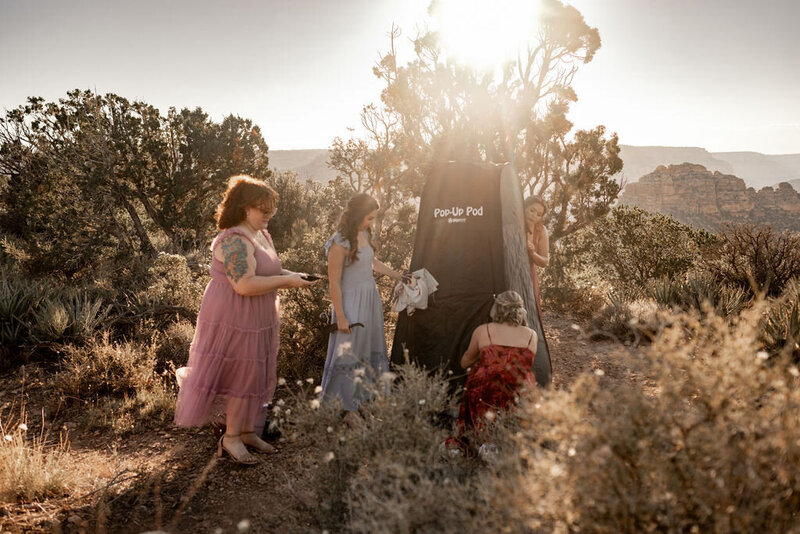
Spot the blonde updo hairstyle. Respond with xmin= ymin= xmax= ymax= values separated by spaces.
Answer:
xmin=489 ymin=290 xmax=528 ymax=327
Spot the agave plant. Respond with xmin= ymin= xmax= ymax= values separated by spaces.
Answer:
xmin=32 ymin=298 xmax=70 ymax=343
xmin=0 ymin=276 xmax=48 ymax=347
xmin=761 ymin=279 xmax=800 ymax=361
xmin=64 ymin=293 xmax=112 ymax=343
xmin=647 ymin=276 xmax=681 ymax=307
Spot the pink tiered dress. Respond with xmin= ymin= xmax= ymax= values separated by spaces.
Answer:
xmin=174 ymin=228 xmax=281 ymax=428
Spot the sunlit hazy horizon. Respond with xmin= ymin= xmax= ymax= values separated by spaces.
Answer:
xmin=1 ymin=0 xmax=798 ymax=154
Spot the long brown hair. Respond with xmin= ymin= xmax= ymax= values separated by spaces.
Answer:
xmin=524 ymin=195 xmax=547 ymax=232
xmin=337 ymin=193 xmax=379 ymax=264
xmin=215 ymin=175 xmax=279 ymax=230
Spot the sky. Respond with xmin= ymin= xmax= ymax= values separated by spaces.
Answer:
xmin=1 ymin=0 xmax=798 ymax=154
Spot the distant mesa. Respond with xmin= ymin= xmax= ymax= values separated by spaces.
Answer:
xmin=618 ymin=145 xmax=800 ymax=190
xmin=619 ymin=163 xmax=800 ymax=232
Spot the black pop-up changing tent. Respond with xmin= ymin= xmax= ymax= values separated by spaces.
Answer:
xmin=390 ymin=161 xmax=552 ymax=387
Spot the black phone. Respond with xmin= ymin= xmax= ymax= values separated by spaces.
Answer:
xmin=301 ymin=274 xmax=322 ymax=281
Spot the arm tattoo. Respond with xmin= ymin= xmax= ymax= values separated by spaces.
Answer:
xmin=221 ymin=237 xmax=249 ymax=283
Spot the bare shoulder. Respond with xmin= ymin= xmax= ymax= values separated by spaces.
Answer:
xmin=218 ymin=234 xmax=254 ymax=283
xmin=474 ymin=323 xmax=490 ymax=343
xmin=526 ymin=326 xmax=538 ymax=348
xmin=217 ymin=233 xmax=254 ymax=257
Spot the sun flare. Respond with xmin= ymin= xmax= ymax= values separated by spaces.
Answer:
xmin=432 ymin=0 xmax=543 ymax=70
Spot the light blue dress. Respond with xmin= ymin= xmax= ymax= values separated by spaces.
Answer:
xmin=321 ymin=231 xmax=389 ymax=411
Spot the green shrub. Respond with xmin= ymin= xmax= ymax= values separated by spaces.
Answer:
xmin=54 ymin=334 xmax=159 ymax=400
xmin=143 ymin=252 xmax=205 ymax=312
xmin=276 ymin=225 xmax=336 ymax=383
xmin=153 ymin=319 xmax=195 ymax=373
xmin=580 ymin=206 xmax=712 ymax=291
xmin=589 ymin=290 xmax=665 ymax=343
xmin=703 ymin=224 xmax=800 ymax=297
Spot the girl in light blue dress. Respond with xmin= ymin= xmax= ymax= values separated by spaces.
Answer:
xmin=322 ymin=193 xmax=404 ymax=422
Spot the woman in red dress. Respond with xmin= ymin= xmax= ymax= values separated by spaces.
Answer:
xmin=448 ymin=291 xmax=538 ymax=454
xmin=524 ymin=196 xmax=550 ymax=312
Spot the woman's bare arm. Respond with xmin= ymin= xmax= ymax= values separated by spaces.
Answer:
xmin=372 ymin=257 xmax=403 ymax=280
xmin=527 ymin=227 xmax=550 ymax=268
xmin=217 ymin=235 xmax=308 ymax=296
xmin=460 ymin=327 xmax=482 ymax=369
xmin=327 ymin=242 xmax=350 ymax=333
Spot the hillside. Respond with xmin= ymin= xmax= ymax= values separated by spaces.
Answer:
xmin=269 ymin=149 xmax=336 ymax=183
xmin=619 ymin=163 xmax=800 ymax=231
xmin=269 ymin=146 xmax=800 ymax=191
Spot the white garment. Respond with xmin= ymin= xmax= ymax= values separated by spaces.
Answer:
xmin=392 ymin=268 xmax=439 ymax=315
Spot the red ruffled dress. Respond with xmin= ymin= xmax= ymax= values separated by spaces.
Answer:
xmin=448 ymin=325 xmax=536 ymax=452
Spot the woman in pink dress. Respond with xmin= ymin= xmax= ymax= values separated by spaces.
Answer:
xmin=524 ymin=196 xmax=550 ymax=311
xmin=174 ymin=175 xmax=315 ymax=465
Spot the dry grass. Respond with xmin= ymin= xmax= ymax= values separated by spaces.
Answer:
xmin=0 ymin=410 xmax=74 ymax=504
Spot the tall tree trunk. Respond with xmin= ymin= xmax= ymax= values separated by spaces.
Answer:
xmin=119 ymin=193 xmax=156 ymax=256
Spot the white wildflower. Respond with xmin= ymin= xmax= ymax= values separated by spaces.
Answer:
xmin=285 ymin=409 xmax=291 ymax=416
xmin=324 ymin=451 xmax=335 ymax=463
xmin=379 ymin=371 xmax=397 ymax=383
xmin=306 ymin=378 xmax=314 ymax=384
xmin=272 ymin=406 xmax=281 ymax=414
xmin=484 ymin=410 xmax=496 ymax=421
xmin=277 ymin=399 xmax=285 ymax=406
xmin=549 ymin=464 xmax=564 ymax=477
xmin=756 ymin=351 xmax=770 ymax=361
xmin=418 ymin=399 xmax=426 ymax=405
xmin=594 ymin=368 xmax=605 ymax=376
xmin=18 ymin=423 xmax=28 ymax=432
xmin=4 ymin=435 xmax=12 ymax=442
xmin=237 ymin=519 xmax=251 ymax=532
xmin=354 ymin=367 xmax=366 ymax=377
xmin=310 ymin=399 xmax=321 ymax=410
xmin=568 ymin=447 xmax=576 ymax=457
xmin=790 ymin=367 xmax=800 ymax=377
xmin=326 ymin=426 xmax=333 ymax=433
xmin=314 ymin=385 xmax=323 ymax=394
xmin=277 ymin=377 xmax=286 ymax=386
